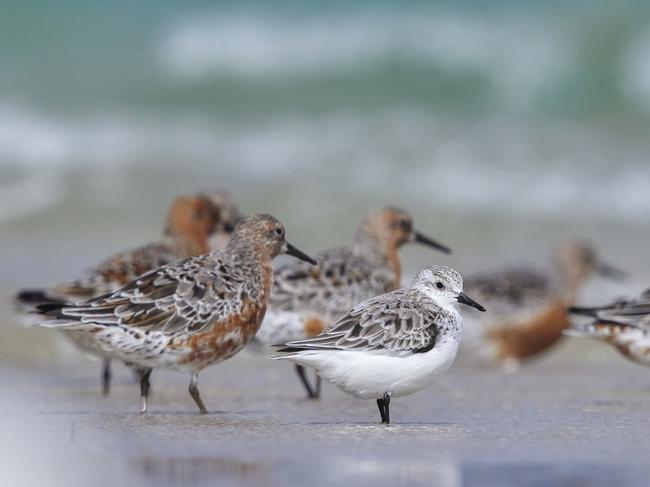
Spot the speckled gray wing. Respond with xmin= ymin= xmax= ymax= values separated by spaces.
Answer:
xmin=270 ymin=246 xmax=395 ymax=319
xmin=46 ymin=253 xmax=247 ymax=337
xmin=278 ymin=289 xmax=441 ymax=354
xmin=49 ymin=242 xmax=184 ymax=301
xmin=464 ymin=268 xmax=558 ymax=323
xmin=585 ymin=290 xmax=650 ymax=329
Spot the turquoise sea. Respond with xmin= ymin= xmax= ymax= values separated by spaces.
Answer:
xmin=1 ymin=0 xmax=650 ymax=284
xmin=3 ymin=5 xmax=650 ymax=485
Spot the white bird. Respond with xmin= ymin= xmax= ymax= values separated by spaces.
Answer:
xmin=273 ymin=265 xmax=485 ymax=424
xmin=258 ymin=207 xmax=450 ymax=398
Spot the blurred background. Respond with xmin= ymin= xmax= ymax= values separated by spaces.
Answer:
xmin=4 ymin=3 xmax=650 ymax=486
xmin=2 ymin=0 xmax=650 ymax=362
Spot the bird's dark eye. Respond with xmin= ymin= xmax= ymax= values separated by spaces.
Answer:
xmin=436 ymin=282 xmax=444 ymax=289
xmin=274 ymin=227 xmax=284 ymax=236
xmin=399 ymin=219 xmax=411 ymax=230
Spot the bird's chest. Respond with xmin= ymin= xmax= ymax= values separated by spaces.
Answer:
xmin=175 ymin=265 xmax=273 ymax=369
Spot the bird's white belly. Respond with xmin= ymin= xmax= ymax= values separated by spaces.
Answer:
xmin=90 ymin=326 xmax=180 ymax=369
xmin=289 ymin=338 xmax=460 ymax=399
xmin=609 ymin=329 xmax=650 ymax=366
xmin=256 ymin=310 xmax=304 ymax=345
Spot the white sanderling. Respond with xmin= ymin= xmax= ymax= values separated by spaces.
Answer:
xmin=568 ymin=289 xmax=650 ymax=366
xmin=273 ymin=265 xmax=485 ymax=424
xmin=256 ymin=207 xmax=451 ymax=398
xmin=35 ymin=214 xmax=316 ymax=414
xmin=460 ymin=241 xmax=623 ymax=370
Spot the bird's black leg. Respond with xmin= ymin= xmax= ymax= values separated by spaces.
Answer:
xmin=189 ymin=372 xmax=208 ymax=414
xmin=376 ymin=398 xmax=386 ymax=423
xmin=101 ymin=358 xmax=111 ymax=396
xmin=138 ymin=368 xmax=152 ymax=414
xmin=295 ymin=364 xmax=318 ymax=399
xmin=383 ymin=392 xmax=391 ymax=424
xmin=314 ymin=374 xmax=322 ymax=399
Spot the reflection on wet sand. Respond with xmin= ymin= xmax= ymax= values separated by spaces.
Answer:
xmin=133 ymin=456 xmax=268 ymax=485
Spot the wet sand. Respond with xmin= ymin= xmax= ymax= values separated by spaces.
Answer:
xmin=2 ymin=339 xmax=650 ymax=487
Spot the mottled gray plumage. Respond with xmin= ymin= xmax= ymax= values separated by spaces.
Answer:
xmin=36 ymin=214 xmax=315 ymax=413
xmin=16 ymin=193 xmax=240 ymax=396
xmin=568 ymin=289 xmax=650 ymax=367
xmin=18 ymin=193 xmax=236 ymax=305
xmin=42 ymin=251 xmax=261 ymax=338
xmin=258 ymin=207 xmax=450 ymax=346
xmin=464 ymin=268 xmax=559 ymax=320
xmin=278 ymin=288 xmax=444 ymax=355
xmin=270 ymin=246 xmax=395 ymax=320
xmin=460 ymin=242 xmax=621 ymax=368
xmin=274 ymin=265 xmax=485 ymax=423
xmin=570 ymin=289 xmax=650 ymax=330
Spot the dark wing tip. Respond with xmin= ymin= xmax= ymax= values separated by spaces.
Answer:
xmin=568 ymin=306 xmax=599 ymax=317
xmin=16 ymin=289 xmax=49 ymax=304
xmin=272 ymin=341 xmax=304 ymax=353
xmin=275 ymin=346 xmax=303 ymax=353
xmin=35 ymin=302 xmax=67 ymax=315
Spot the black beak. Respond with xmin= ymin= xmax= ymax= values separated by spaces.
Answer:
xmin=596 ymin=262 xmax=626 ymax=280
xmin=413 ymin=231 xmax=451 ymax=255
xmin=286 ymin=242 xmax=317 ymax=265
xmin=457 ymin=292 xmax=486 ymax=312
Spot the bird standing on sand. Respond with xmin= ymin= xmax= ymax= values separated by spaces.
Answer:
xmin=16 ymin=193 xmax=240 ymax=394
xmin=36 ymin=214 xmax=316 ymax=414
xmin=460 ymin=241 xmax=624 ymax=370
xmin=568 ymin=289 xmax=650 ymax=366
xmin=255 ymin=207 xmax=451 ymax=398
xmin=274 ymin=265 xmax=485 ymax=424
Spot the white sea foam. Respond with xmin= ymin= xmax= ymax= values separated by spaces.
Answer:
xmin=156 ymin=10 xmax=573 ymax=109
xmin=0 ymin=102 xmax=649 ymax=224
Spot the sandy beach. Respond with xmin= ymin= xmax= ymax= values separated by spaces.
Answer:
xmin=3 ymin=2 xmax=650 ymax=485
xmin=2 ymin=338 xmax=650 ymax=487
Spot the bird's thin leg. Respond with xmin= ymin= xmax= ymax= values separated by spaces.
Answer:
xmin=101 ymin=358 xmax=111 ymax=396
xmin=383 ymin=392 xmax=391 ymax=425
xmin=138 ymin=368 xmax=152 ymax=414
xmin=376 ymin=398 xmax=386 ymax=423
xmin=189 ymin=372 xmax=208 ymax=414
xmin=295 ymin=364 xmax=317 ymax=399
xmin=314 ymin=374 xmax=322 ymax=399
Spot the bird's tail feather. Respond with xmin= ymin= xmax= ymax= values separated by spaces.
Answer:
xmin=14 ymin=289 xmax=70 ymax=314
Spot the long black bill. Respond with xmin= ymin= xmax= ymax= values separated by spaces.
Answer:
xmin=596 ymin=262 xmax=627 ymax=280
xmin=413 ymin=231 xmax=452 ymax=254
xmin=457 ymin=292 xmax=486 ymax=312
xmin=286 ymin=242 xmax=317 ymax=265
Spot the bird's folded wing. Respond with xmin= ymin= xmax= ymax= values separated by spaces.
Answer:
xmin=570 ymin=289 xmax=650 ymax=330
xmin=41 ymin=254 xmax=243 ymax=337
xmin=270 ymin=247 xmax=393 ymax=318
xmin=49 ymin=242 xmax=181 ymax=301
xmin=278 ymin=289 xmax=440 ymax=353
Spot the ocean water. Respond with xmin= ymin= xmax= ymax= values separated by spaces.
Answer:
xmin=3 ymin=5 xmax=650 ymax=484
xmin=1 ymin=0 xmax=650 ymax=283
